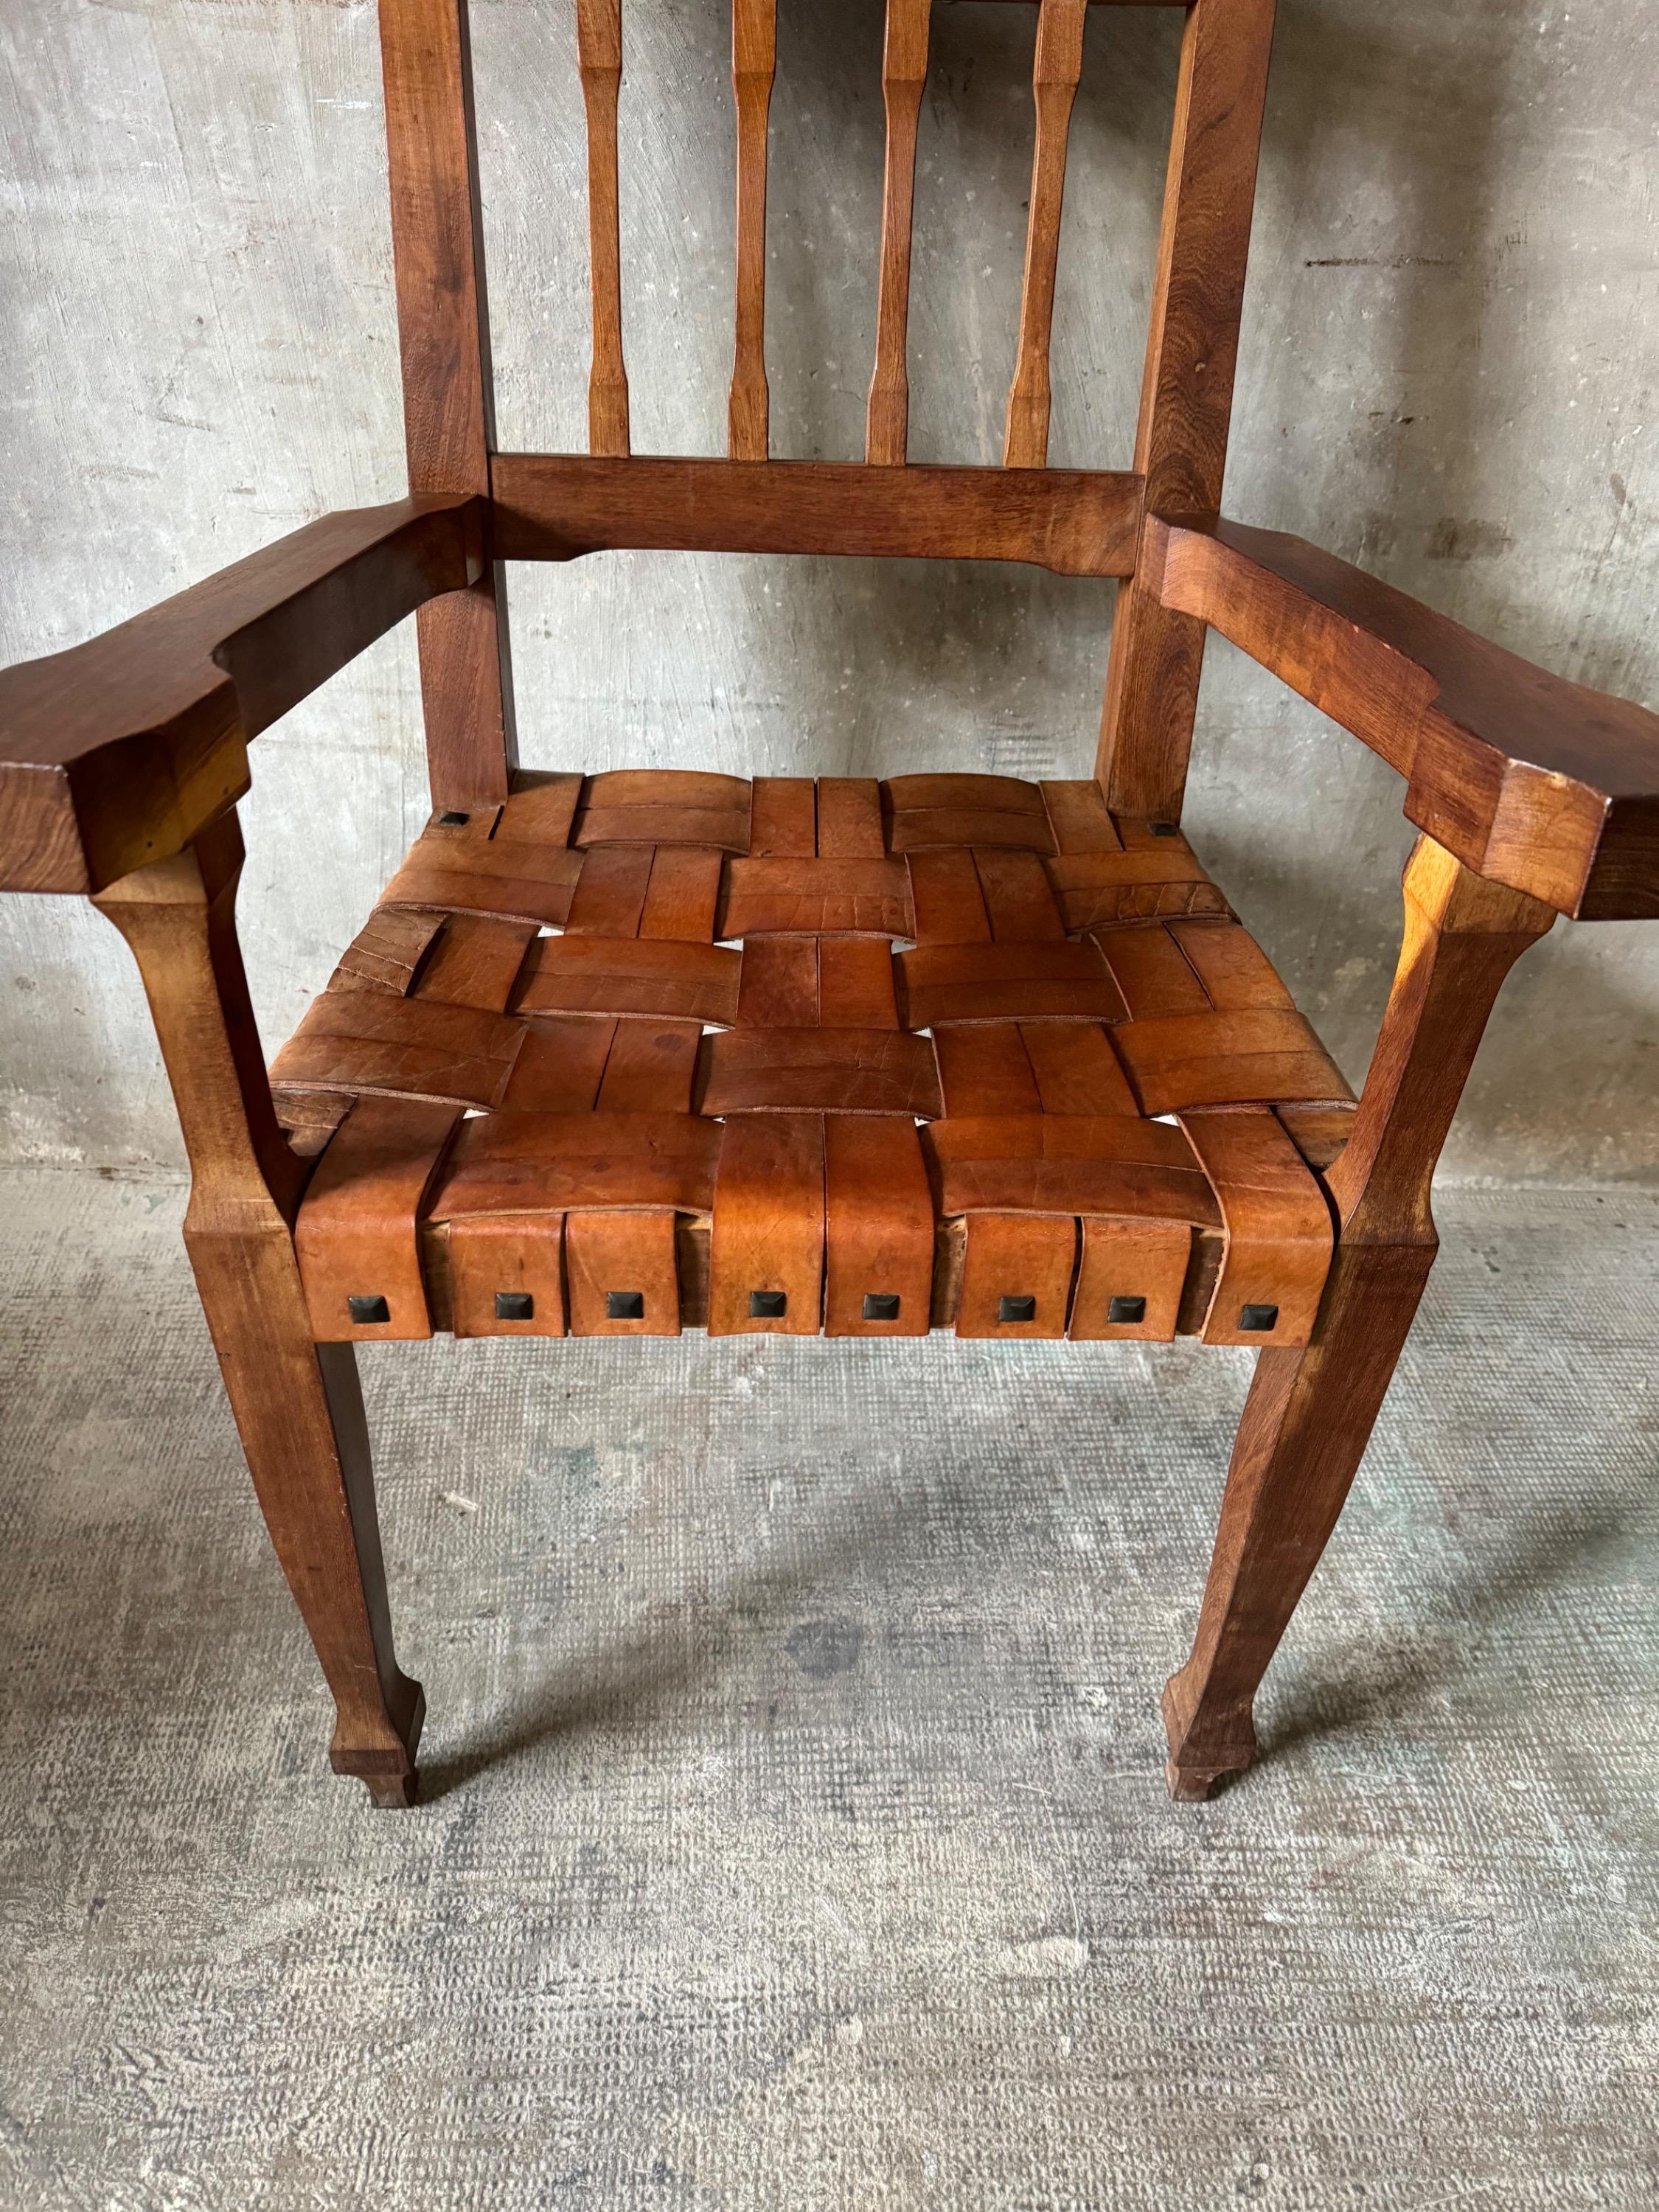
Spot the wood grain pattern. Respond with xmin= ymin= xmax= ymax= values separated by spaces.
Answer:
xmin=1004 ymin=0 xmax=1088 ymax=469
xmin=866 ymin=0 xmax=931 ymax=465
xmin=576 ymin=0 xmax=630 ymax=456
xmin=0 ymin=498 xmax=479 ymax=896
xmin=378 ymin=0 xmax=516 ymax=808
xmin=1161 ymin=837 xmax=1554 ymax=1798
xmin=728 ymin=0 xmax=777 ymax=460
xmin=490 ymin=454 xmax=1143 ymax=574
xmin=1096 ymin=0 xmax=1278 ymax=818
xmin=95 ymin=822 xmax=424 ymax=1804
xmin=1146 ymin=515 xmax=1659 ymax=919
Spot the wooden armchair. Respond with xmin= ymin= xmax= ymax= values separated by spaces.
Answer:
xmin=3 ymin=0 xmax=1654 ymax=1810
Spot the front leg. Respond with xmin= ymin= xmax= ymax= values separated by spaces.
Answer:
xmin=97 ymin=816 xmax=423 ymax=1806
xmin=1165 ymin=837 xmax=1556 ymax=1798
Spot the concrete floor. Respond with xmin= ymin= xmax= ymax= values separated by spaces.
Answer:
xmin=0 ymin=1167 xmax=1655 ymax=2210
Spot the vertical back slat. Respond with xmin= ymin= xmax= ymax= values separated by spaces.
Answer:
xmin=577 ymin=0 xmax=630 ymax=456
xmin=728 ymin=0 xmax=777 ymax=460
xmin=378 ymin=0 xmax=517 ymax=808
xmin=1004 ymin=0 xmax=1087 ymax=468
xmin=865 ymin=0 xmax=932 ymax=466
xmin=1095 ymin=0 xmax=1277 ymax=817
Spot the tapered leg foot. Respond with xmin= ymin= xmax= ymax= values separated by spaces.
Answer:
xmin=330 ymin=1674 xmax=425 ymax=1807
xmin=1161 ymin=1670 xmax=1256 ymax=1800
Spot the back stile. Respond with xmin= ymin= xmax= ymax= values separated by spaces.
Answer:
xmin=576 ymin=0 xmax=630 ymax=456
xmin=729 ymin=0 xmax=778 ymax=461
xmin=1004 ymin=0 xmax=1088 ymax=468
xmin=1094 ymin=0 xmax=1277 ymax=816
xmin=378 ymin=0 xmax=517 ymax=809
xmin=865 ymin=0 xmax=932 ymax=466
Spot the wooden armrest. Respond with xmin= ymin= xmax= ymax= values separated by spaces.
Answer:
xmin=0 ymin=494 xmax=484 ymax=896
xmin=1146 ymin=515 xmax=1659 ymax=919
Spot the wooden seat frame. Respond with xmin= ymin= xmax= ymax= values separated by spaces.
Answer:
xmin=2 ymin=0 xmax=1655 ymax=1808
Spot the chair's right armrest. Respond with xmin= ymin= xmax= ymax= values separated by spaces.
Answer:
xmin=1144 ymin=514 xmax=1659 ymax=920
xmin=0 ymin=493 xmax=484 ymax=897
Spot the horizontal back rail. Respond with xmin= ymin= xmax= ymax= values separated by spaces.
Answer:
xmin=490 ymin=455 xmax=1142 ymax=575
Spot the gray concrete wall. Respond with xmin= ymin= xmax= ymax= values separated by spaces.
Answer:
xmin=2 ymin=0 xmax=1655 ymax=1183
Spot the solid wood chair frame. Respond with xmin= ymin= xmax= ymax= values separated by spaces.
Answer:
xmin=2 ymin=0 xmax=1654 ymax=1809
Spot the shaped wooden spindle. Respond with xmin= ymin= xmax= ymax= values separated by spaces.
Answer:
xmin=729 ymin=0 xmax=777 ymax=460
xmin=1004 ymin=0 xmax=1088 ymax=468
xmin=866 ymin=0 xmax=931 ymax=465
xmin=577 ymin=0 xmax=630 ymax=455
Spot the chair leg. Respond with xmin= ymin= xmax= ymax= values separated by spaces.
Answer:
xmin=1161 ymin=1239 xmax=1432 ymax=1798
xmin=95 ymin=817 xmax=422 ymax=1806
xmin=189 ymin=1228 xmax=425 ymax=1806
xmin=1162 ymin=834 xmax=1557 ymax=1799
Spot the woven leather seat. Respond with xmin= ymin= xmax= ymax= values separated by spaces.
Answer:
xmin=272 ymin=770 xmax=1353 ymax=1349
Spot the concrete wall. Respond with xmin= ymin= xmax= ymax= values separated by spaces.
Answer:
xmin=3 ymin=0 xmax=1655 ymax=1184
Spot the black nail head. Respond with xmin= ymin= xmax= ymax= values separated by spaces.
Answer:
xmin=750 ymin=1290 xmax=787 ymax=1318
xmin=998 ymin=1295 xmax=1037 ymax=1324
xmin=607 ymin=1291 xmax=644 ymax=1320
xmin=1150 ymin=820 xmax=1179 ymax=838
xmin=495 ymin=1291 xmax=535 ymax=1321
xmin=1239 ymin=1304 xmax=1280 ymax=1332
xmin=1108 ymin=1295 xmax=1147 ymax=1325
xmin=347 ymin=1294 xmax=390 ymax=1325
xmin=438 ymin=809 xmax=470 ymax=826
xmin=863 ymin=1293 xmax=901 ymax=1321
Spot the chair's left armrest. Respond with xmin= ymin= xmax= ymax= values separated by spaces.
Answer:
xmin=1144 ymin=513 xmax=1659 ymax=919
xmin=0 ymin=494 xmax=484 ymax=897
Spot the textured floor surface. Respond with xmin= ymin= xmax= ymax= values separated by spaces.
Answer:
xmin=1 ymin=1168 xmax=1655 ymax=2211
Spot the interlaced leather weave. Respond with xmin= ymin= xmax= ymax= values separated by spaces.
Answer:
xmin=271 ymin=769 xmax=1354 ymax=1346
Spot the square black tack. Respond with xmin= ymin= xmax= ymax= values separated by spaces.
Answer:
xmin=998 ymin=1295 xmax=1037 ymax=1324
xmin=607 ymin=1291 xmax=645 ymax=1321
xmin=1107 ymin=1295 xmax=1147 ymax=1325
xmin=495 ymin=1292 xmax=535 ymax=1321
xmin=1239 ymin=1304 xmax=1280 ymax=1332
xmin=863 ymin=1293 xmax=901 ymax=1321
xmin=437 ymin=809 xmax=470 ymax=826
xmin=750 ymin=1290 xmax=787 ymax=1318
xmin=347 ymin=1294 xmax=390 ymax=1325
xmin=1150 ymin=820 xmax=1179 ymax=837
